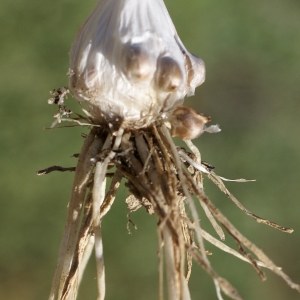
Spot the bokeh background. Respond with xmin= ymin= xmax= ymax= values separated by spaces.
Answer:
xmin=1 ymin=0 xmax=299 ymax=299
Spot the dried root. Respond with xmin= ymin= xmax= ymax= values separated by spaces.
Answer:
xmin=43 ymin=115 xmax=300 ymax=300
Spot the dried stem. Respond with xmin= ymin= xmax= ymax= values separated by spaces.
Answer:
xmin=185 ymin=169 xmax=300 ymax=292
xmin=184 ymin=140 xmax=225 ymax=240
xmin=207 ymin=172 xmax=293 ymax=233
xmin=163 ymin=226 xmax=180 ymax=300
xmin=47 ymin=118 xmax=299 ymax=300
xmin=92 ymin=126 xmax=124 ymax=300
xmin=37 ymin=166 xmax=76 ymax=175
xmin=48 ymin=128 xmax=101 ymax=300
xmin=61 ymin=192 xmax=93 ymax=300
xmin=92 ymin=162 xmax=107 ymax=300
xmin=100 ymin=170 xmax=123 ymax=219
xmin=200 ymin=229 xmax=275 ymax=269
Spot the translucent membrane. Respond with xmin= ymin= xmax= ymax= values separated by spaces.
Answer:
xmin=69 ymin=0 xmax=205 ymax=127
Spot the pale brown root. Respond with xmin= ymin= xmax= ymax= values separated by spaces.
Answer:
xmin=190 ymin=250 xmax=243 ymax=300
xmin=160 ymin=125 xmax=209 ymax=262
xmin=186 ymin=171 xmax=300 ymax=292
xmin=61 ymin=193 xmax=93 ymax=300
xmin=163 ymin=226 xmax=180 ymax=300
xmin=161 ymin=124 xmax=242 ymax=300
xmin=59 ymin=118 xmax=100 ymax=127
xmin=200 ymin=230 xmax=277 ymax=269
xmin=58 ymin=134 xmax=104 ymax=299
xmin=207 ymin=172 xmax=294 ymax=233
xmin=184 ymin=140 xmax=201 ymax=166
xmin=201 ymin=201 xmax=225 ymax=240
xmin=179 ymin=201 xmax=193 ymax=281
xmin=48 ymin=129 xmax=101 ymax=300
xmin=48 ymin=119 xmax=299 ymax=300
xmin=157 ymin=230 xmax=164 ymax=300
xmin=78 ymin=235 xmax=95 ymax=283
xmin=100 ymin=170 xmax=123 ymax=219
xmin=183 ymin=140 xmax=225 ymax=240
xmin=116 ymin=127 xmax=190 ymax=300
xmin=179 ymin=143 xmax=293 ymax=238
xmin=92 ymin=126 xmax=124 ymax=300
xmin=93 ymin=162 xmax=107 ymax=300
xmin=152 ymin=127 xmax=193 ymax=300
xmin=52 ymin=127 xmax=124 ymax=300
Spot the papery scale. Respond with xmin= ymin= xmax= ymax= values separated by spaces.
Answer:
xmin=69 ymin=0 xmax=205 ymax=126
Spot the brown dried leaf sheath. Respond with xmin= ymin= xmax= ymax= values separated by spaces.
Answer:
xmin=44 ymin=121 xmax=300 ymax=300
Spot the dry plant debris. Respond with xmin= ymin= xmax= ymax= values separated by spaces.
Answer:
xmin=38 ymin=93 xmax=300 ymax=300
xmin=40 ymin=0 xmax=300 ymax=299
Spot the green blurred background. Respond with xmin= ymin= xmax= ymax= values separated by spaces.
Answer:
xmin=1 ymin=0 xmax=299 ymax=299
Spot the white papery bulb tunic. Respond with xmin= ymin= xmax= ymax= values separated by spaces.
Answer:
xmin=69 ymin=0 xmax=205 ymax=127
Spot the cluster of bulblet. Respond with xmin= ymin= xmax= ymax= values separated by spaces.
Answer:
xmin=68 ymin=0 xmax=205 ymax=128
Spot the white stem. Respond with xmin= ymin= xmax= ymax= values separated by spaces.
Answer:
xmin=157 ymin=232 xmax=164 ymax=300
xmin=78 ymin=235 xmax=95 ymax=283
xmin=48 ymin=131 xmax=99 ymax=300
xmin=180 ymin=271 xmax=191 ymax=300
xmin=184 ymin=139 xmax=201 ymax=165
xmin=63 ymin=227 xmax=95 ymax=300
xmin=92 ymin=126 xmax=124 ymax=300
xmin=93 ymin=162 xmax=108 ymax=300
xmin=163 ymin=227 xmax=179 ymax=300
xmin=94 ymin=226 xmax=105 ymax=300
xmin=57 ymin=136 xmax=103 ymax=300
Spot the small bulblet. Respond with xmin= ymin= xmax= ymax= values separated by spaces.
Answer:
xmin=170 ymin=106 xmax=211 ymax=140
xmin=155 ymin=57 xmax=183 ymax=92
xmin=123 ymin=44 xmax=155 ymax=81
